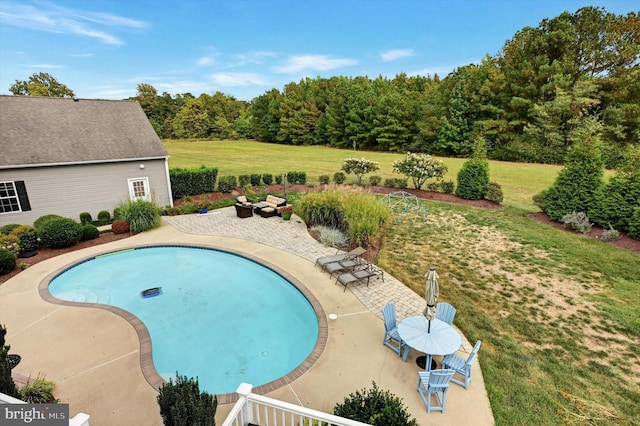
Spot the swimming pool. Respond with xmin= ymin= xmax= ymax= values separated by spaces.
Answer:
xmin=48 ymin=246 xmax=320 ymax=395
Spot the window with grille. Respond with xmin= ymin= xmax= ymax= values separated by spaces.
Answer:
xmin=0 ymin=181 xmax=31 ymax=214
xmin=127 ymin=178 xmax=151 ymax=201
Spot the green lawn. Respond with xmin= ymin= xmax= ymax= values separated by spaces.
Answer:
xmin=163 ymin=138 xmax=639 ymax=425
xmin=163 ymin=139 xmax=567 ymax=212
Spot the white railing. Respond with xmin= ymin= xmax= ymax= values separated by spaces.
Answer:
xmin=222 ymin=383 xmax=371 ymax=426
xmin=0 ymin=392 xmax=90 ymax=426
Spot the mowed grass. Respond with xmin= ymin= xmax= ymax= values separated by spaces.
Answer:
xmin=163 ymin=139 xmax=567 ymax=211
xmin=164 ymin=139 xmax=639 ymax=425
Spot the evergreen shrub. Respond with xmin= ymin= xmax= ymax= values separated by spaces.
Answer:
xmin=262 ymin=174 xmax=273 ymax=185
xmin=275 ymin=175 xmax=282 ymax=185
xmin=0 ymin=224 xmax=20 ymax=235
xmin=333 ymin=172 xmax=346 ymax=184
xmin=157 ymin=374 xmax=217 ymax=426
xmin=250 ymin=174 xmax=262 ymax=186
xmin=238 ymin=175 xmax=251 ymax=187
xmin=319 ymin=175 xmax=330 ymax=185
xmin=333 ymin=382 xmax=419 ymax=426
xmin=0 ymin=325 xmax=19 ymax=397
xmin=97 ymin=210 xmax=111 ymax=225
xmin=628 ymin=207 xmax=640 ymax=240
xmin=369 ymin=175 xmax=381 ymax=186
xmin=169 ymin=166 xmax=218 ymax=198
xmin=287 ymin=171 xmax=307 ymax=184
xmin=560 ymin=211 xmax=593 ymax=234
xmin=79 ymin=212 xmax=92 ymax=225
xmin=0 ymin=249 xmax=17 ymax=276
xmin=441 ymin=180 xmax=455 ymax=194
xmin=33 ymin=214 xmax=63 ymax=231
xmin=456 ymin=159 xmax=489 ymax=200
xmin=12 ymin=225 xmax=39 ymax=254
xmin=38 ymin=217 xmax=82 ymax=248
xmin=485 ymin=182 xmax=504 ymax=204
xmin=80 ymin=224 xmax=100 ymax=241
xmin=217 ymin=176 xmax=237 ymax=193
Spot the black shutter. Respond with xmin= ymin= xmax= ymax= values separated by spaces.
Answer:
xmin=15 ymin=181 xmax=31 ymax=211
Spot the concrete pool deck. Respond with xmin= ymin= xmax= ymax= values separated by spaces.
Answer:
xmin=1 ymin=208 xmax=494 ymax=425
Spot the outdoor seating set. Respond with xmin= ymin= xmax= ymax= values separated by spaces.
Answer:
xmin=314 ymin=246 xmax=384 ymax=291
xmin=382 ymin=301 xmax=482 ymax=414
xmin=235 ymin=195 xmax=290 ymax=218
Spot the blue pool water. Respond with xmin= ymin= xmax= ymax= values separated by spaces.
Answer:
xmin=49 ymin=246 xmax=319 ymax=394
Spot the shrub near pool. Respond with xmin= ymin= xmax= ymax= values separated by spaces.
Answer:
xmin=296 ymin=187 xmax=390 ymax=247
xmin=38 ymin=218 xmax=82 ymax=248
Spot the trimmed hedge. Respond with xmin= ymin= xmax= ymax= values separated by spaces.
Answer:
xmin=170 ymin=166 xmax=218 ymax=198
xmin=0 ymin=249 xmax=17 ymax=275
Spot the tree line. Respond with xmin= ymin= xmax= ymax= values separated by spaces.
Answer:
xmin=9 ymin=7 xmax=639 ymax=167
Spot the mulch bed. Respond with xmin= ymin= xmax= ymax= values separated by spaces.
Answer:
xmin=2 ymin=185 xmax=637 ymax=284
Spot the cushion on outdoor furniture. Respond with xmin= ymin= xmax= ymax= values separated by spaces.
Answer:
xmin=323 ymin=258 xmax=363 ymax=277
xmin=259 ymin=207 xmax=277 ymax=218
xmin=441 ymin=340 xmax=482 ymax=390
xmin=262 ymin=195 xmax=287 ymax=209
xmin=382 ymin=302 xmax=410 ymax=361
xmin=235 ymin=203 xmax=253 ymax=218
xmin=416 ymin=369 xmax=456 ymax=413
xmin=236 ymin=195 xmax=252 ymax=206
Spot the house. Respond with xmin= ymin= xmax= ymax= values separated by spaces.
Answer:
xmin=0 ymin=95 xmax=173 ymax=226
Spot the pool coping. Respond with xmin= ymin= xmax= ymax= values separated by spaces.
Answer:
xmin=38 ymin=242 xmax=328 ymax=405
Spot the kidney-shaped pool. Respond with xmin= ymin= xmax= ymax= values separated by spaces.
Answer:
xmin=48 ymin=245 xmax=320 ymax=395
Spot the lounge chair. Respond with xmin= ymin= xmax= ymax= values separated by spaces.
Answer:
xmin=314 ymin=246 xmax=367 ymax=271
xmin=323 ymin=258 xmax=363 ymax=277
xmin=335 ymin=264 xmax=383 ymax=291
xmin=416 ymin=369 xmax=455 ymax=413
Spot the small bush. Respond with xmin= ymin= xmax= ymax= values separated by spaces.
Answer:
xmin=111 ymin=220 xmax=130 ymax=234
xmin=369 ymin=175 xmax=381 ymax=186
xmin=12 ymin=225 xmax=39 ymax=254
xmin=561 ymin=211 xmax=593 ymax=234
xmin=333 ymin=382 xmax=419 ymax=426
xmin=19 ymin=375 xmax=57 ymax=403
xmin=0 ymin=249 xmax=17 ymax=275
xmin=441 ymin=180 xmax=455 ymax=194
xmin=97 ymin=210 xmax=111 ymax=225
xmin=333 ymin=172 xmax=346 ymax=184
xmin=600 ymin=225 xmax=621 ymax=242
xmin=262 ymin=174 xmax=273 ymax=185
xmin=319 ymin=175 xmax=330 ymax=185
xmin=113 ymin=207 xmax=123 ymax=220
xmin=250 ymin=174 xmax=261 ymax=186
xmin=310 ymin=225 xmax=349 ymax=248
xmin=286 ymin=171 xmax=307 ymax=184
xmin=79 ymin=212 xmax=93 ymax=225
xmin=38 ymin=217 xmax=82 ymax=248
xmin=238 ymin=174 xmax=251 ymax=187
xmin=164 ymin=207 xmax=182 ymax=216
xmin=157 ymin=374 xmax=217 ymax=426
xmin=33 ymin=214 xmax=64 ymax=231
xmin=1 ymin=325 xmax=19 ymax=397
xmin=116 ymin=199 xmax=161 ymax=233
xmin=383 ymin=178 xmax=408 ymax=188
xmin=80 ymin=224 xmax=100 ymax=241
xmin=0 ymin=224 xmax=20 ymax=235
xmin=217 ymin=176 xmax=237 ymax=193
xmin=275 ymin=175 xmax=283 ymax=185
xmin=427 ymin=182 xmax=440 ymax=192
xmin=0 ymin=235 xmax=19 ymax=256
xmin=456 ymin=159 xmax=490 ymax=200
xmin=485 ymin=182 xmax=504 ymax=204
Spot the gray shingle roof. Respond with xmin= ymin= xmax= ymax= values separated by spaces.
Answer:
xmin=0 ymin=95 xmax=168 ymax=168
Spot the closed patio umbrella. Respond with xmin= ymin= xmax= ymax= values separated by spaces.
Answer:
xmin=423 ymin=267 xmax=439 ymax=333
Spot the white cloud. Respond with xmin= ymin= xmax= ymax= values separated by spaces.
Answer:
xmin=233 ymin=51 xmax=277 ymax=65
xmin=30 ymin=63 xmax=63 ymax=69
xmin=0 ymin=1 xmax=148 ymax=46
xmin=380 ymin=49 xmax=415 ymax=62
xmin=68 ymin=53 xmax=94 ymax=58
xmin=273 ymin=55 xmax=357 ymax=74
xmin=210 ymin=73 xmax=270 ymax=86
xmin=197 ymin=56 xmax=216 ymax=66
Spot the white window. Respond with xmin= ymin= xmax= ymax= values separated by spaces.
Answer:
xmin=0 ymin=181 xmax=31 ymax=214
xmin=127 ymin=177 xmax=151 ymax=201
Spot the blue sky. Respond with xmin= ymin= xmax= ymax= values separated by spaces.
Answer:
xmin=0 ymin=0 xmax=637 ymax=101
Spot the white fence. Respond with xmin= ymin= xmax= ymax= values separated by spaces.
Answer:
xmin=222 ymin=383 xmax=371 ymax=426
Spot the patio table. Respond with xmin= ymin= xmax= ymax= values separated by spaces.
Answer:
xmin=398 ymin=316 xmax=461 ymax=370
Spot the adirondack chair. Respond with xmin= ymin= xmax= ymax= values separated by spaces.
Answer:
xmin=442 ymin=340 xmax=482 ymax=390
xmin=436 ymin=302 xmax=457 ymax=325
xmin=382 ymin=303 xmax=409 ymax=361
xmin=416 ymin=369 xmax=456 ymax=413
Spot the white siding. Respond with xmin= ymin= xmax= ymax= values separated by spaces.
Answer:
xmin=0 ymin=160 xmax=172 ymax=226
